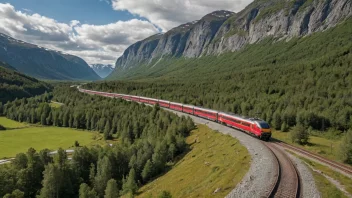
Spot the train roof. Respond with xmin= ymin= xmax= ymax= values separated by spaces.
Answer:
xmin=194 ymin=106 xmax=219 ymax=113
xmin=218 ymin=112 xmax=255 ymax=123
xmin=170 ymin=102 xmax=183 ymax=105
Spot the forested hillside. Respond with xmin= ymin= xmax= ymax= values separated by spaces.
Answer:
xmin=84 ymin=19 xmax=352 ymax=132
xmin=0 ymin=86 xmax=194 ymax=197
xmin=0 ymin=64 xmax=51 ymax=103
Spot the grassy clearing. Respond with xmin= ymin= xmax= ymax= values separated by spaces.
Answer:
xmin=0 ymin=117 xmax=104 ymax=159
xmin=291 ymin=153 xmax=352 ymax=195
xmin=0 ymin=117 xmax=28 ymax=129
xmin=137 ymin=124 xmax=250 ymax=198
xmin=272 ymin=130 xmax=342 ymax=161
xmin=49 ymin=101 xmax=64 ymax=108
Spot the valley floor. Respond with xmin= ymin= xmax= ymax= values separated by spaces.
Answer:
xmin=0 ymin=117 xmax=103 ymax=159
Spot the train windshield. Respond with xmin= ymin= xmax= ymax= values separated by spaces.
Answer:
xmin=258 ymin=122 xmax=270 ymax=129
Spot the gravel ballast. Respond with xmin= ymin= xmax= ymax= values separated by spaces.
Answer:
xmin=166 ymin=109 xmax=277 ymax=198
xmin=285 ymin=150 xmax=321 ymax=198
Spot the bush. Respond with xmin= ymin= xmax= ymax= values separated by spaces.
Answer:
xmin=158 ymin=191 xmax=172 ymax=198
xmin=0 ymin=124 xmax=5 ymax=130
xmin=291 ymin=124 xmax=309 ymax=145
xmin=281 ymin=122 xmax=289 ymax=132
xmin=74 ymin=140 xmax=80 ymax=147
xmin=339 ymin=130 xmax=352 ymax=164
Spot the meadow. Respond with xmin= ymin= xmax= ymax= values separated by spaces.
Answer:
xmin=136 ymin=124 xmax=250 ymax=198
xmin=0 ymin=117 xmax=101 ymax=159
xmin=272 ymin=129 xmax=343 ymax=162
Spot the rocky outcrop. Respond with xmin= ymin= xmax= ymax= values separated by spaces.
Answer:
xmin=109 ymin=0 xmax=351 ymax=79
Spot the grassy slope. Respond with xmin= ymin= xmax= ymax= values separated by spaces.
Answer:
xmin=136 ymin=125 xmax=250 ymax=197
xmin=0 ymin=117 xmax=103 ymax=159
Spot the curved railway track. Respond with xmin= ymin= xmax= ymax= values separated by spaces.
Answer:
xmin=264 ymin=142 xmax=301 ymax=198
xmin=276 ymin=142 xmax=352 ymax=176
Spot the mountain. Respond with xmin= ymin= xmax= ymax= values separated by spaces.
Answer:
xmin=0 ymin=62 xmax=51 ymax=103
xmin=91 ymin=64 xmax=114 ymax=78
xmin=0 ymin=33 xmax=101 ymax=81
xmin=0 ymin=60 xmax=16 ymax=71
xmin=108 ymin=0 xmax=351 ymax=79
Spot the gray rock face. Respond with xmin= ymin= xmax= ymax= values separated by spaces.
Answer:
xmin=110 ymin=0 xmax=351 ymax=78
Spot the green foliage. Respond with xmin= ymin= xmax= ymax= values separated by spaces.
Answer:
xmin=93 ymin=19 xmax=352 ymax=133
xmin=158 ymin=190 xmax=172 ymax=198
xmin=104 ymin=179 xmax=119 ymax=198
xmin=0 ymin=85 xmax=194 ymax=197
xmin=0 ymin=66 xmax=51 ymax=103
xmin=122 ymin=168 xmax=138 ymax=195
xmin=291 ymin=124 xmax=309 ymax=145
xmin=339 ymin=130 xmax=352 ymax=164
xmin=3 ymin=189 xmax=24 ymax=198
xmin=141 ymin=159 xmax=153 ymax=182
xmin=79 ymin=183 xmax=97 ymax=198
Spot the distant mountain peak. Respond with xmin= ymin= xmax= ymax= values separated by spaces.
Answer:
xmin=91 ymin=64 xmax=114 ymax=78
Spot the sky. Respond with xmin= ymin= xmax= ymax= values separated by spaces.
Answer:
xmin=0 ymin=0 xmax=253 ymax=65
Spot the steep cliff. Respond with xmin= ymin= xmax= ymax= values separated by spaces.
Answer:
xmin=109 ymin=0 xmax=351 ymax=79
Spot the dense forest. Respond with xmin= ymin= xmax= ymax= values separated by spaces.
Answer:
xmin=84 ymin=19 xmax=352 ymax=133
xmin=0 ymin=86 xmax=194 ymax=197
xmin=0 ymin=64 xmax=52 ymax=104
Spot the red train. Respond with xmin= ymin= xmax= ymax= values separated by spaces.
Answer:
xmin=78 ymin=88 xmax=272 ymax=141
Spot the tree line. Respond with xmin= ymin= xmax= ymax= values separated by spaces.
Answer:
xmin=0 ymin=86 xmax=195 ymax=197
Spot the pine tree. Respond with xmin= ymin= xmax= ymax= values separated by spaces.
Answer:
xmin=38 ymin=164 xmax=61 ymax=198
xmin=104 ymin=120 xmax=111 ymax=140
xmin=94 ymin=156 xmax=112 ymax=196
xmin=141 ymin=160 xmax=153 ymax=182
xmin=79 ymin=183 xmax=97 ymax=198
xmin=104 ymin=179 xmax=119 ymax=198
xmin=122 ymin=168 xmax=138 ymax=195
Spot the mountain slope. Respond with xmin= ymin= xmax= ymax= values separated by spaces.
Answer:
xmin=91 ymin=64 xmax=114 ymax=78
xmin=85 ymin=18 xmax=352 ymax=132
xmin=0 ymin=63 xmax=51 ymax=103
xmin=0 ymin=33 xmax=101 ymax=81
xmin=108 ymin=0 xmax=351 ymax=79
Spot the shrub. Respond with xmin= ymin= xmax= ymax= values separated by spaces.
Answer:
xmin=339 ymin=130 xmax=352 ymax=164
xmin=291 ymin=124 xmax=309 ymax=145
xmin=158 ymin=191 xmax=172 ymax=198
xmin=0 ymin=124 xmax=5 ymax=130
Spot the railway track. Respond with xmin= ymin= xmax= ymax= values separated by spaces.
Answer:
xmin=264 ymin=142 xmax=301 ymax=198
xmin=276 ymin=142 xmax=352 ymax=176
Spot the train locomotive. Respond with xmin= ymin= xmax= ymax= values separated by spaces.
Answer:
xmin=78 ymin=88 xmax=272 ymax=141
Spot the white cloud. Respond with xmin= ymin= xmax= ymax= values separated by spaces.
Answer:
xmin=112 ymin=0 xmax=254 ymax=31
xmin=0 ymin=3 xmax=159 ymax=65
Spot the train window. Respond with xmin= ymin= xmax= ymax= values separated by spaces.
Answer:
xmin=258 ymin=122 xmax=270 ymax=129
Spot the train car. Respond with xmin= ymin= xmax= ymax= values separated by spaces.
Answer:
xmin=146 ymin=98 xmax=158 ymax=105
xmin=194 ymin=107 xmax=218 ymax=121
xmin=130 ymin=96 xmax=140 ymax=102
xmin=158 ymin=100 xmax=170 ymax=108
xmin=170 ymin=102 xmax=183 ymax=111
xmin=139 ymin=97 xmax=150 ymax=104
xmin=218 ymin=112 xmax=271 ymax=140
xmin=182 ymin=105 xmax=194 ymax=115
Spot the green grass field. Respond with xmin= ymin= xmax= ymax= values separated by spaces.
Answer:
xmin=0 ymin=117 xmax=102 ymax=159
xmin=272 ymin=130 xmax=342 ymax=162
xmin=136 ymin=125 xmax=250 ymax=198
